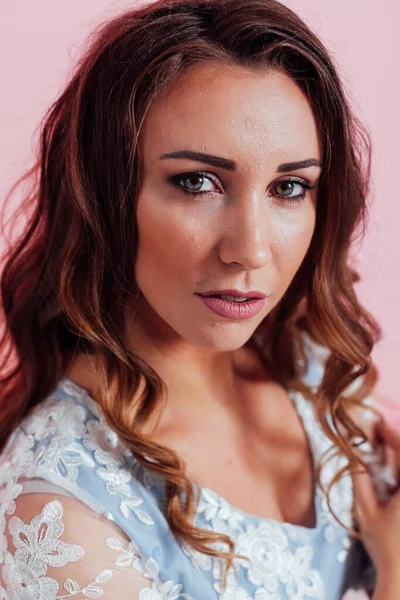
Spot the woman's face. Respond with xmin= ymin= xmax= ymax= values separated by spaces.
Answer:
xmin=133 ymin=62 xmax=321 ymax=352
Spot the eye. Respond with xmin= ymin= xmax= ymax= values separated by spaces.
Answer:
xmin=271 ymin=177 xmax=316 ymax=204
xmin=274 ymin=180 xmax=303 ymax=197
xmin=168 ymin=171 xmax=220 ymax=197
xmin=168 ymin=172 xmax=316 ymax=203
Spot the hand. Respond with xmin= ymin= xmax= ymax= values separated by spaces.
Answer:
xmin=352 ymin=419 xmax=400 ymax=581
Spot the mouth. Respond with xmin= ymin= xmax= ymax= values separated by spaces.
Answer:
xmin=198 ymin=293 xmax=254 ymax=303
xmin=198 ymin=289 xmax=267 ymax=302
xmin=195 ymin=293 xmax=267 ymax=320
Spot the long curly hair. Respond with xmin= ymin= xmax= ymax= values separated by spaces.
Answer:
xmin=0 ymin=0 xmax=382 ymax=591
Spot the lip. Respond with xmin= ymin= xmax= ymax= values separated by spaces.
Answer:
xmin=196 ymin=294 xmax=266 ymax=320
xmin=198 ymin=289 xmax=267 ymax=299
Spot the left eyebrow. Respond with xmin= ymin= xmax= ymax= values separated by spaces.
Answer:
xmin=277 ymin=158 xmax=322 ymax=172
xmin=159 ymin=150 xmax=322 ymax=173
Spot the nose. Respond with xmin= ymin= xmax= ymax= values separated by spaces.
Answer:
xmin=218 ymin=192 xmax=272 ymax=270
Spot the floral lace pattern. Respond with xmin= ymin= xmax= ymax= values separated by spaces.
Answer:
xmin=0 ymin=493 xmax=193 ymax=599
xmin=0 ymin=335 xmax=384 ymax=599
xmin=0 ymin=385 xmax=194 ymax=599
xmin=183 ymin=486 xmax=326 ymax=599
xmin=1 ymin=498 xmax=111 ymax=599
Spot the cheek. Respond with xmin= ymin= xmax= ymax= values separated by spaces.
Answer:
xmin=135 ymin=199 xmax=209 ymax=281
xmin=271 ymin=208 xmax=316 ymax=275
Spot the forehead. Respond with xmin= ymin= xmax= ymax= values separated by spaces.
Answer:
xmin=140 ymin=62 xmax=321 ymax=167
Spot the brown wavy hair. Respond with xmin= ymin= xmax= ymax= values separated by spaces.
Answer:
xmin=0 ymin=0 xmax=382 ymax=591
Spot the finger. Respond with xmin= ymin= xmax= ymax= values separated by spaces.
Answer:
xmin=383 ymin=444 xmax=399 ymax=489
xmin=375 ymin=423 xmax=399 ymax=472
xmin=376 ymin=420 xmax=400 ymax=454
xmin=351 ymin=466 xmax=379 ymax=520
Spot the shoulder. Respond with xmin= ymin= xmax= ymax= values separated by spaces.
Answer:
xmin=0 ymin=383 xmax=196 ymax=597
xmin=0 ymin=491 xmax=158 ymax=597
xmin=0 ymin=385 xmax=92 ymax=492
xmin=0 ymin=379 xmax=130 ymax=480
xmin=300 ymin=331 xmax=378 ymax=420
xmin=300 ymin=333 xmax=395 ymax=507
xmin=297 ymin=330 xmax=382 ymax=472
xmin=0 ymin=379 xmax=158 ymax=523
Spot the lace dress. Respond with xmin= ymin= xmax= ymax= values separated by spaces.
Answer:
xmin=0 ymin=336 xmax=388 ymax=599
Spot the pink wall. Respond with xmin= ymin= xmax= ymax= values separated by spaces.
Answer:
xmin=0 ymin=0 xmax=398 ymax=421
xmin=284 ymin=0 xmax=400 ymax=429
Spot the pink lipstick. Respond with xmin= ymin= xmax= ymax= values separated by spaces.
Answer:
xmin=196 ymin=292 xmax=267 ymax=320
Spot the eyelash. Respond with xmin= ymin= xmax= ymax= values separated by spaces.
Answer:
xmin=168 ymin=171 xmax=316 ymax=204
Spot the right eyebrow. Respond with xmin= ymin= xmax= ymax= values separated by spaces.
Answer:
xmin=160 ymin=150 xmax=236 ymax=171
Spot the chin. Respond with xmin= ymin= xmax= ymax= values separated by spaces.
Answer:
xmin=186 ymin=324 xmax=257 ymax=352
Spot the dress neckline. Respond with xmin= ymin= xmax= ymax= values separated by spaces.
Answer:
xmin=195 ymin=386 xmax=322 ymax=533
xmin=57 ymin=375 xmax=323 ymax=532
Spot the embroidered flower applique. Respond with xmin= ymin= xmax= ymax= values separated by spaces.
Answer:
xmin=1 ymin=499 xmax=113 ymax=599
xmin=81 ymin=418 xmax=155 ymax=525
xmin=105 ymin=537 xmax=194 ymax=600
xmin=0 ymin=390 xmax=187 ymax=599
xmin=197 ymin=488 xmax=246 ymax=533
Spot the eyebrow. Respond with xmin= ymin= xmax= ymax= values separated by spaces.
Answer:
xmin=160 ymin=150 xmax=322 ymax=173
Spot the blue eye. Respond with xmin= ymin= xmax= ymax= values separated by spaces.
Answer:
xmin=168 ymin=171 xmax=316 ymax=203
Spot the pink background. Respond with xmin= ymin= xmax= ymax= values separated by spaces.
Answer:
xmin=0 ymin=3 xmax=397 ymax=399
xmin=1 ymin=2 xmax=398 ymax=418
xmin=0 ymin=3 xmax=396 ymax=598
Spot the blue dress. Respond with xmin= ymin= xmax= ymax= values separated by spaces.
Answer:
xmin=0 ymin=335 xmax=382 ymax=599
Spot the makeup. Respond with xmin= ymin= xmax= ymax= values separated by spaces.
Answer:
xmin=196 ymin=294 xmax=266 ymax=319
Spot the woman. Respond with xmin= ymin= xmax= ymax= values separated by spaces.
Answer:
xmin=0 ymin=0 xmax=399 ymax=598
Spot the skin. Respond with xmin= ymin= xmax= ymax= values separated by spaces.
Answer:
xmin=67 ymin=61 xmax=324 ymax=526
xmin=127 ymin=62 xmax=322 ymax=416
xmin=353 ymin=421 xmax=400 ymax=596
xmin=64 ymin=60 xmax=400 ymax=573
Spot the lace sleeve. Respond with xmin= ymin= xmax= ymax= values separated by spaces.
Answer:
xmin=0 ymin=491 xmax=165 ymax=599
